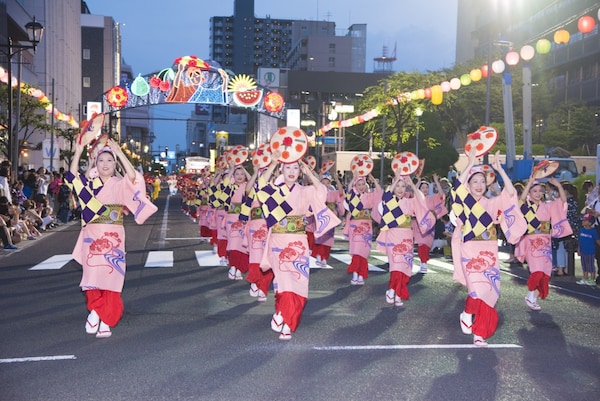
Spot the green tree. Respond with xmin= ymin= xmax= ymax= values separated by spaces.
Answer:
xmin=0 ymin=84 xmax=52 ymax=160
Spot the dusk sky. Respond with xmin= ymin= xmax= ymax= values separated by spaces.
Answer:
xmin=85 ymin=0 xmax=459 ymax=152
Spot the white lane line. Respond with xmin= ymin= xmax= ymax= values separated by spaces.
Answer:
xmin=0 ymin=355 xmax=77 ymax=363
xmin=29 ymin=255 xmax=73 ymax=270
xmin=313 ymin=344 xmax=522 ymax=350
xmin=144 ymin=251 xmax=173 ymax=268
xmin=330 ymin=253 xmax=386 ymax=272
xmin=158 ymin=195 xmax=170 ymax=249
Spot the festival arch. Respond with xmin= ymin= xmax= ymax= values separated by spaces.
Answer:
xmin=101 ymin=55 xmax=286 ymax=119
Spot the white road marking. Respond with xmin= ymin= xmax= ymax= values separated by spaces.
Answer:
xmin=195 ymin=250 xmax=222 ymax=267
xmin=313 ymin=344 xmax=522 ymax=350
xmin=29 ymin=255 xmax=73 ymax=270
xmin=144 ymin=251 xmax=173 ymax=268
xmin=158 ymin=195 xmax=170 ymax=248
xmin=0 ymin=355 xmax=77 ymax=363
xmin=330 ymin=253 xmax=386 ymax=272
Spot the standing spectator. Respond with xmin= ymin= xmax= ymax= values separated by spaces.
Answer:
xmin=0 ymin=165 xmax=12 ymax=203
xmin=48 ymin=172 xmax=63 ymax=210
xmin=22 ymin=170 xmax=37 ymax=199
xmin=35 ymin=167 xmax=49 ymax=198
xmin=447 ymin=165 xmax=458 ymax=185
xmin=583 ymin=182 xmax=600 ymax=282
xmin=577 ymin=214 xmax=600 ymax=285
xmin=555 ymin=183 xmax=580 ymax=276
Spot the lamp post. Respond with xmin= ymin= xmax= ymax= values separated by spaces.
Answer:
xmin=415 ymin=107 xmax=423 ymax=158
xmin=0 ymin=17 xmax=45 ymax=183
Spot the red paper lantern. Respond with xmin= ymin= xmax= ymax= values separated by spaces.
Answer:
xmin=424 ymin=87 xmax=432 ymax=99
xmin=553 ymin=29 xmax=570 ymax=44
xmin=481 ymin=64 xmax=489 ymax=79
xmin=578 ymin=15 xmax=595 ymax=34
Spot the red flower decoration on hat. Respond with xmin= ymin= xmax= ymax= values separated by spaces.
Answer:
xmin=283 ymin=136 xmax=293 ymax=147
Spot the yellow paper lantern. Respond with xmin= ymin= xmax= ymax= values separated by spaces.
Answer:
xmin=431 ymin=85 xmax=443 ymax=105
xmin=536 ymin=39 xmax=551 ymax=54
xmin=469 ymin=69 xmax=482 ymax=82
xmin=553 ymin=29 xmax=570 ymax=44
xmin=460 ymin=74 xmax=471 ymax=86
xmin=417 ymin=89 xmax=425 ymax=99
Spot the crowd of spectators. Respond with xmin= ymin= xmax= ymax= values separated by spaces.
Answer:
xmin=0 ymin=160 xmax=79 ymax=251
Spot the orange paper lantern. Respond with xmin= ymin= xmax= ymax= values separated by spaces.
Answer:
xmin=553 ymin=29 xmax=570 ymax=44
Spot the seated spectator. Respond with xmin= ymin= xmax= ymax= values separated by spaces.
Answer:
xmin=11 ymin=180 xmax=27 ymax=207
xmin=0 ymin=196 xmax=19 ymax=250
xmin=22 ymin=199 xmax=54 ymax=231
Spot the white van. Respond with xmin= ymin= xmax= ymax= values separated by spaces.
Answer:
xmin=533 ymin=158 xmax=578 ymax=182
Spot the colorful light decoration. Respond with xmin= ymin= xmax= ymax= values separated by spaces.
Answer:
xmin=314 ymin=16 xmax=600 ymax=135
xmin=553 ymin=29 xmax=570 ymax=44
xmin=431 ymin=85 xmax=443 ymax=105
xmin=505 ymin=51 xmax=520 ymax=66
xmin=520 ymin=45 xmax=535 ymax=61
xmin=578 ymin=15 xmax=595 ymax=34
xmin=0 ymin=66 xmax=78 ymax=127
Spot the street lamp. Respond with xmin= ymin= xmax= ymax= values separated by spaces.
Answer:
xmin=415 ymin=107 xmax=423 ymax=158
xmin=0 ymin=17 xmax=45 ymax=182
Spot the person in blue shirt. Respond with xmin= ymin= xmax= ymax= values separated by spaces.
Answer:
xmin=578 ymin=214 xmax=600 ymax=285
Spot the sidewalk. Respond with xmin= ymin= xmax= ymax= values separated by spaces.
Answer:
xmin=0 ymin=219 xmax=77 ymax=257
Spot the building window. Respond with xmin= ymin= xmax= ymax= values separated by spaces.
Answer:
xmin=83 ymin=77 xmax=91 ymax=87
xmin=329 ymin=43 xmax=336 ymax=53
xmin=328 ymin=57 xmax=335 ymax=67
xmin=83 ymin=48 xmax=90 ymax=60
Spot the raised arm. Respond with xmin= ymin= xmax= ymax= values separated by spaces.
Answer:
xmin=107 ymin=139 xmax=136 ymax=182
xmin=458 ymin=147 xmax=477 ymax=184
xmin=491 ymin=151 xmax=516 ymax=196
xmin=70 ymin=140 xmax=85 ymax=176
xmin=548 ymin=177 xmax=567 ymax=203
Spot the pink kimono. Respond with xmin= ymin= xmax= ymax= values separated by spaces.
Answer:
xmin=344 ymin=187 xmax=383 ymax=279
xmin=258 ymin=179 xmax=341 ymax=332
xmin=451 ymin=183 xmax=526 ymax=339
xmin=225 ymin=183 xmax=249 ymax=272
xmin=244 ymin=196 xmax=273 ymax=295
xmin=413 ymin=194 xmax=448 ymax=263
xmin=515 ymin=199 xmax=572 ymax=299
xmin=313 ymin=189 xmax=344 ymax=261
xmin=376 ymin=195 xmax=427 ymax=299
xmin=67 ymin=171 xmax=158 ymax=326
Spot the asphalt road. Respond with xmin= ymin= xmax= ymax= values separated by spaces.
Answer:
xmin=1 ymin=190 xmax=599 ymax=401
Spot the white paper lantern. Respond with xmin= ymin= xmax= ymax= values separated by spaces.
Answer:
xmin=492 ymin=60 xmax=505 ymax=74
xmin=450 ymin=77 xmax=461 ymax=90
xmin=520 ymin=45 xmax=535 ymax=61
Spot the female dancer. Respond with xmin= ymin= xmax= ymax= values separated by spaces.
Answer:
xmin=413 ymin=174 xmax=448 ymax=273
xmin=223 ymin=161 xmax=251 ymax=280
xmin=376 ymin=175 xmax=427 ymax=306
xmin=344 ymin=174 xmax=382 ymax=285
xmin=242 ymin=165 xmax=274 ymax=302
xmin=312 ymin=172 xmax=345 ymax=267
xmin=516 ymin=176 xmax=571 ymax=310
xmin=67 ymin=138 xmax=157 ymax=338
xmin=257 ymin=149 xmax=340 ymax=340
xmin=451 ymin=149 xmax=526 ymax=346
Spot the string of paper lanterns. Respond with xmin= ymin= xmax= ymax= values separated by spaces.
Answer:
xmin=0 ymin=65 xmax=79 ymax=128
xmin=317 ymin=11 xmax=598 ymax=136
